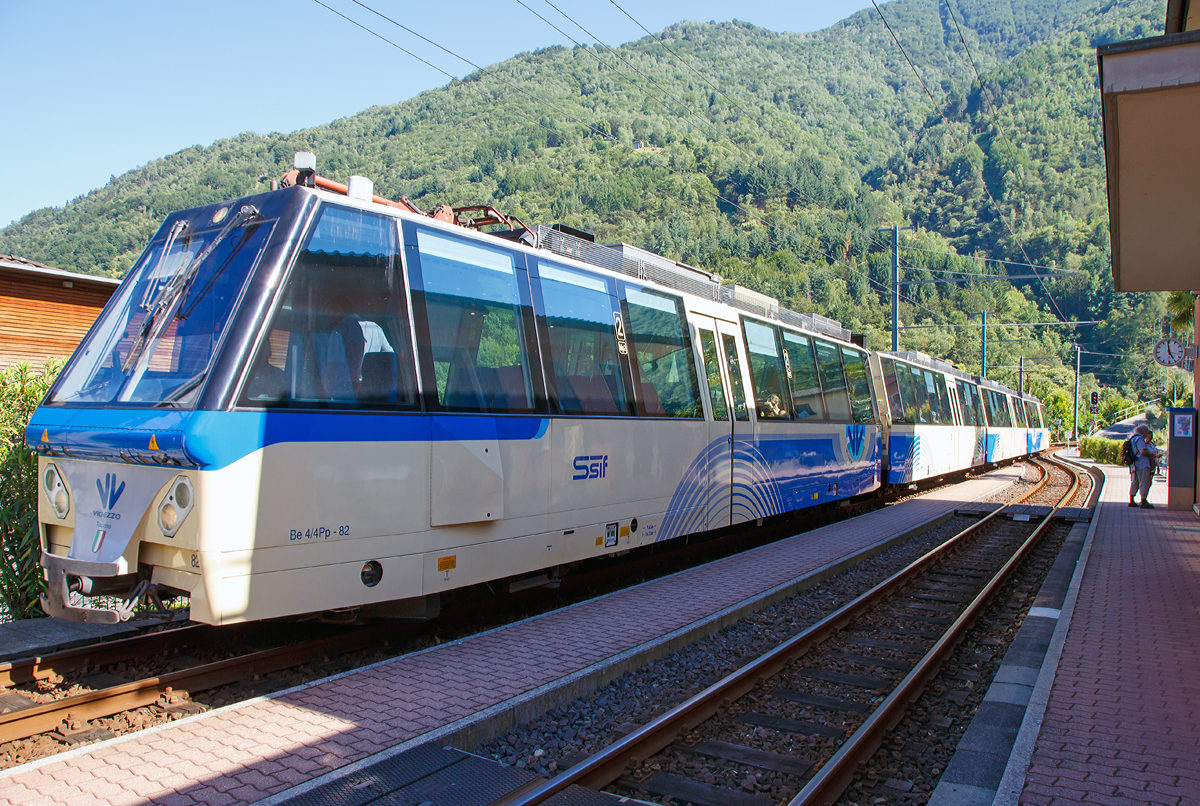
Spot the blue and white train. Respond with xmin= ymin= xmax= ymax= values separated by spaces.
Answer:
xmin=25 ymin=155 xmax=1049 ymax=625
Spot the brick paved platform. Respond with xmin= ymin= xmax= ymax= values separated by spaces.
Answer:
xmin=1011 ymin=459 xmax=1200 ymax=805
xmin=0 ymin=467 xmax=1023 ymax=806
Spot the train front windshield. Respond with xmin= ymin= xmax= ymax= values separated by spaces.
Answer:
xmin=49 ymin=207 xmax=274 ymax=408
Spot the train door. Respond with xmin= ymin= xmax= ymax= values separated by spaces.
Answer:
xmin=692 ymin=315 xmax=734 ymax=530
xmin=715 ymin=318 xmax=755 ymax=525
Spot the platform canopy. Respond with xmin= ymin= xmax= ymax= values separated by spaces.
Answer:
xmin=1099 ymin=3 xmax=1200 ymax=292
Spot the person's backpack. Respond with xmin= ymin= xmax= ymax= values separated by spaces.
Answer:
xmin=1121 ymin=437 xmax=1137 ymax=466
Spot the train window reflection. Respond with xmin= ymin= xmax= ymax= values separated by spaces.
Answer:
xmin=241 ymin=205 xmax=417 ymax=409
xmin=880 ymin=358 xmax=906 ymax=423
xmin=535 ymin=262 xmax=630 ymax=416
xmin=698 ymin=329 xmax=729 ymax=421
xmin=814 ymin=339 xmax=852 ymax=421
xmin=984 ymin=389 xmax=1013 ymax=427
xmin=742 ymin=320 xmax=790 ymax=421
xmin=415 ymin=229 xmax=535 ymax=413
xmin=841 ymin=348 xmax=874 ymax=424
xmin=955 ymin=380 xmax=982 ymax=427
xmin=721 ymin=332 xmax=750 ymax=421
xmin=1011 ymin=394 xmax=1028 ymax=428
xmin=623 ymin=287 xmax=702 ymax=418
xmin=781 ymin=331 xmax=824 ymax=420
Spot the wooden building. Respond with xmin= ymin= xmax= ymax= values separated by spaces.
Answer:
xmin=0 ymin=255 xmax=120 ymax=370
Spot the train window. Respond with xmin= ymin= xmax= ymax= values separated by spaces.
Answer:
xmin=984 ymin=389 xmax=1013 ymax=427
xmin=955 ymin=380 xmax=980 ymax=427
xmin=742 ymin=320 xmax=790 ymax=420
xmin=781 ymin=331 xmax=825 ymax=420
xmin=814 ymin=339 xmax=852 ymax=421
xmin=841 ymin=348 xmax=874 ymax=424
xmin=413 ymin=228 xmax=536 ymax=413
xmin=930 ymin=372 xmax=954 ymax=425
xmin=241 ymin=206 xmax=418 ymax=409
xmin=533 ymin=262 xmax=630 ymax=416
xmin=698 ymin=329 xmax=730 ymax=421
xmin=721 ymin=333 xmax=750 ymax=421
xmin=1011 ymin=395 xmax=1028 ymax=428
xmin=880 ymin=358 xmax=906 ymax=423
xmin=898 ymin=365 xmax=927 ymax=424
xmin=1025 ymin=400 xmax=1041 ymax=428
xmin=623 ymin=286 xmax=702 ymax=418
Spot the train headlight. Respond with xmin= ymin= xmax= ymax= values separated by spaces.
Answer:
xmin=157 ymin=477 xmax=194 ymax=537
xmin=42 ymin=463 xmax=69 ymax=519
xmin=42 ymin=462 xmax=69 ymax=520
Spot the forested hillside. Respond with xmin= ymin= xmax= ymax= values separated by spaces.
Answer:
xmin=0 ymin=0 xmax=1177 ymax=417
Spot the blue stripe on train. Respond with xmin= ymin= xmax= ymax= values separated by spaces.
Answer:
xmin=27 ymin=408 xmax=549 ymax=470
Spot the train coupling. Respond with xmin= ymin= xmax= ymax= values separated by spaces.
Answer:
xmin=41 ymin=553 xmax=178 ymax=623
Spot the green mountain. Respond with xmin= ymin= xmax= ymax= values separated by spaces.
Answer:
xmin=0 ymin=0 xmax=1176 ymax=414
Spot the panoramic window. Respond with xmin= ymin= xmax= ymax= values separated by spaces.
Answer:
xmin=814 ymin=338 xmax=851 ymax=421
xmin=955 ymin=379 xmax=981 ymax=427
xmin=742 ymin=320 xmax=790 ymax=420
xmin=699 ymin=329 xmax=730 ymax=421
xmin=841 ymin=348 xmax=874 ymax=424
xmin=623 ymin=286 xmax=702 ymax=418
xmin=413 ymin=228 xmax=535 ymax=413
xmin=984 ymin=389 xmax=1013 ymax=427
xmin=1011 ymin=394 xmax=1028 ymax=428
xmin=781 ymin=330 xmax=825 ymax=420
xmin=929 ymin=371 xmax=953 ymax=425
xmin=241 ymin=205 xmax=417 ymax=409
xmin=534 ymin=261 xmax=629 ymax=416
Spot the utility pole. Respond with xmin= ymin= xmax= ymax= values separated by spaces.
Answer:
xmin=980 ymin=310 xmax=989 ymax=379
xmin=1073 ymin=342 xmax=1081 ymax=444
xmin=1019 ymin=355 xmax=1025 ymax=394
xmin=880 ymin=223 xmax=912 ymax=352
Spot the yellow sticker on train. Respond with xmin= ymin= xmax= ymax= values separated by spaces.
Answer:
xmin=437 ymin=555 xmax=457 ymax=572
xmin=620 ymin=526 xmax=630 ymax=537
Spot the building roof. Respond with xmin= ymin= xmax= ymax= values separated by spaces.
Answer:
xmin=0 ymin=254 xmax=121 ymax=287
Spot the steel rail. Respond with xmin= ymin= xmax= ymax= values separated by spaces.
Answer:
xmin=788 ymin=454 xmax=1079 ymax=805
xmin=0 ymin=624 xmax=389 ymax=745
xmin=494 ymin=459 xmax=1053 ymax=806
xmin=0 ymin=623 xmax=235 ymax=689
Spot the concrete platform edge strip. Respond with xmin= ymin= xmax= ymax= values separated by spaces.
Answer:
xmin=972 ymin=452 xmax=1104 ymax=806
xmin=0 ymin=469 xmax=1017 ymax=794
xmin=252 ymin=476 xmax=1018 ymax=806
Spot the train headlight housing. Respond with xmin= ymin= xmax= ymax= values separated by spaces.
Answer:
xmin=157 ymin=477 xmax=193 ymax=537
xmin=42 ymin=463 xmax=69 ymax=519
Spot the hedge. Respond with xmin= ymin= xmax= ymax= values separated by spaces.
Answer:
xmin=1080 ymin=436 xmax=1124 ymax=466
xmin=1 ymin=360 xmax=62 ymax=620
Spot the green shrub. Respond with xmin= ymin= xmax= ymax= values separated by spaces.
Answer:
xmin=1 ymin=360 xmax=62 ymax=620
xmin=1080 ymin=435 xmax=1124 ymax=465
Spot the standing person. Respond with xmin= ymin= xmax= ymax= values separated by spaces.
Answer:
xmin=1129 ymin=424 xmax=1160 ymax=509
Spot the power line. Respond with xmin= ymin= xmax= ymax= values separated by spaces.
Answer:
xmin=902 ymin=245 xmax=1079 ymax=273
xmin=868 ymin=0 xmax=1068 ymax=321
xmin=318 ymin=0 xmax=945 ymax=327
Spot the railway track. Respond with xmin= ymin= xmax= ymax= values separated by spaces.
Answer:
xmin=0 ymin=454 xmax=1047 ymax=768
xmin=490 ymin=453 xmax=1086 ymax=806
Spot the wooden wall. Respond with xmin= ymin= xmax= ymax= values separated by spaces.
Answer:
xmin=0 ymin=269 xmax=116 ymax=370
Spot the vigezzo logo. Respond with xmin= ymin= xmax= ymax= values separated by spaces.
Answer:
xmin=572 ymin=454 xmax=609 ymax=480
xmin=96 ymin=473 xmax=125 ymax=509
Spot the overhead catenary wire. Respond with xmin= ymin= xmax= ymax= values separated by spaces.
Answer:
xmin=317 ymin=0 xmax=960 ymax=329
xmin=868 ymin=0 xmax=1068 ymax=322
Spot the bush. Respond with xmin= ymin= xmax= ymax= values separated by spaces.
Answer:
xmin=1080 ymin=435 xmax=1124 ymax=465
xmin=1 ymin=360 xmax=62 ymax=620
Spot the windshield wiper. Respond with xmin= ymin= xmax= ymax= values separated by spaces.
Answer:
xmin=122 ymin=205 xmax=261 ymax=375
xmin=154 ymin=372 xmax=208 ymax=408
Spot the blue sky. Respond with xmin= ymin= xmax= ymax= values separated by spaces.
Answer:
xmin=0 ymin=1 xmax=873 ymax=229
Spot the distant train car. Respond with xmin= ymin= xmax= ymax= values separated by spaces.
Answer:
xmin=872 ymin=351 xmax=987 ymax=484
xmin=27 ymin=157 xmax=886 ymax=626
xmin=978 ymin=378 xmax=1043 ymax=462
